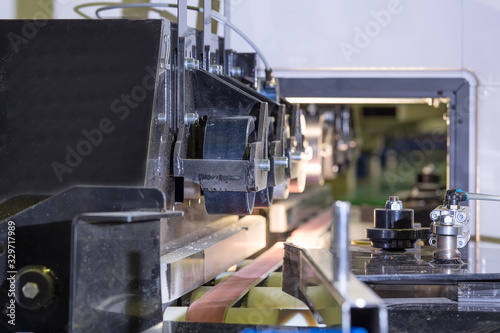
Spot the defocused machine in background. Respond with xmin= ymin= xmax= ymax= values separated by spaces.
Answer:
xmin=1 ymin=1 xmax=500 ymax=332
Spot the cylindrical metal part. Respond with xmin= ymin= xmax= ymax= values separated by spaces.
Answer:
xmin=433 ymin=234 xmax=461 ymax=260
xmin=333 ymin=201 xmax=351 ymax=285
xmin=467 ymin=192 xmax=500 ymax=202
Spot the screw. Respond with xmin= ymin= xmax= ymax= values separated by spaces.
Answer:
xmin=184 ymin=113 xmax=199 ymax=125
xmin=22 ymin=282 xmax=39 ymax=299
xmin=184 ymin=58 xmax=199 ymax=70
xmin=256 ymin=159 xmax=271 ymax=171
xmin=274 ymin=156 xmax=288 ymax=167
xmin=456 ymin=212 xmax=466 ymax=222
xmin=430 ymin=211 xmax=439 ymax=220
xmin=458 ymin=240 xmax=463 ymax=247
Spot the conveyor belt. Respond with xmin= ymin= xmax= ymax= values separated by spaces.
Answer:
xmin=186 ymin=209 xmax=332 ymax=323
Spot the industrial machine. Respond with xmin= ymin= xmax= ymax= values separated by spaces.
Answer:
xmin=2 ymin=1 xmax=500 ymax=332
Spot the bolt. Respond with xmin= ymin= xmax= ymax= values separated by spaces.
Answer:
xmin=231 ymin=66 xmax=242 ymax=77
xmin=385 ymin=196 xmax=402 ymax=211
xmin=159 ymin=58 xmax=166 ymax=69
xmin=290 ymin=151 xmax=302 ymax=161
xmin=22 ymin=282 xmax=39 ymax=299
xmin=184 ymin=58 xmax=199 ymax=70
xmin=456 ymin=212 xmax=466 ymax=222
xmin=256 ymin=159 xmax=271 ymax=171
xmin=274 ymin=156 xmax=288 ymax=167
xmin=442 ymin=215 xmax=454 ymax=225
xmin=156 ymin=113 xmax=167 ymax=124
xmin=210 ymin=65 xmax=223 ymax=75
xmin=184 ymin=113 xmax=199 ymax=125
xmin=430 ymin=211 xmax=439 ymax=220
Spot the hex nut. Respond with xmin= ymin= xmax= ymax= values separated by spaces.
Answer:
xmin=22 ymin=282 xmax=39 ymax=299
xmin=442 ymin=215 xmax=454 ymax=225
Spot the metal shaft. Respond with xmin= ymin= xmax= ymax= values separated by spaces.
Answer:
xmin=333 ymin=201 xmax=351 ymax=286
xmin=466 ymin=192 xmax=500 ymax=202
xmin=433 ymin=234 xmax=460 ymax=260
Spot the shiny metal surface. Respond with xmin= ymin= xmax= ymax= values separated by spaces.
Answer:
xmin=283 ymin=243 xmax=388 ymax=333
xmin=160 ymin=215 xmax=266 ymax=303
xmin=333 ymin=201 xmax=351 ymax=286
xmin=184 ymin=208 xmax=332 ymax=323
xmin=434 ymin=234 xmax=461 ymax=260
xmin=268 ymin=186 xmax=332 ymax=233
xmin=351 ymin=242 xmax=500 ymax=284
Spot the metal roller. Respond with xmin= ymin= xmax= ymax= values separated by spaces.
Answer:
xmin=304 ymin=113 xmax=327 ymax=186
xmin=321 ymin=111 xmax=336 ymax=180
xmin=289 ymin=112 xmax=308 ymax=193
xmin=273 ymin=117 xmax=291 ymax=200
xmin=203 ymin=116 xmax=256 ymax=215
xmin=254 ymin=117 xmax=275 ymax=208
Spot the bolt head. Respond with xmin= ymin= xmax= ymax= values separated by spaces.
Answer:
xmin=443 ymin=215 xmax=453 ymax=224
xmin=184 ymin=113 xmax=199 ymax=125
xmin=257 ymin=159 xmax=271 ymax=171
xmin=22 ymin=282 xmax=39 ymax=299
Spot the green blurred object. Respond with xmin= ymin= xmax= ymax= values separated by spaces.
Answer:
xmin=17 ymin=0 xmax=53 ymax=19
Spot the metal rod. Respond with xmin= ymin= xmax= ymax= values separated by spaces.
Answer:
xmin=203 ymin=0 xmax=211 ymax=70
xmin=176 ymin=0 xmax=187 ymax=130
xmin=224 ymin=0 xmax=231 ymax=50
xmin=467 ymin=192 xmax=500 ymax=202
xmin=177 ymin=0 xmax=187 ymax=38
xmin=333 ymin=201 xmax=351 ymax=286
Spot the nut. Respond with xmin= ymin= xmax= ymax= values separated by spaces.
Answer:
xmin=386 ymin=196 xmax=402 ymax=211
xmin=22 ymin=282 xmax=39 ymax=299
xmin=442 ymin=215 xmax=453 ymax=225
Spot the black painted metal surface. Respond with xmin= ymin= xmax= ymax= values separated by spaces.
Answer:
xmin=70 ymin=211 xmax=181 ymax=333
xmin=0 ymin=20 xmax=162 ymax=203
xmin=0 ymin=186 xmax=165 ymax=332
xmin=388 ymin=302 xmax=500 ymax=333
